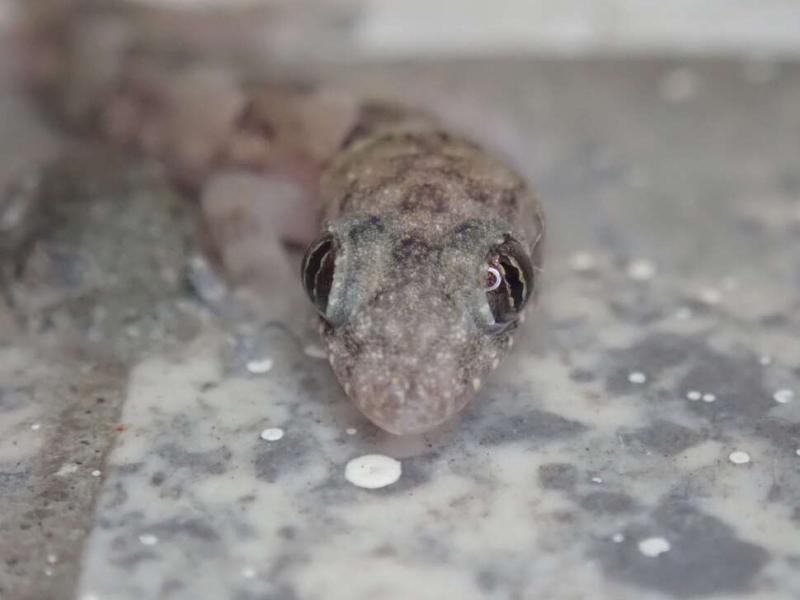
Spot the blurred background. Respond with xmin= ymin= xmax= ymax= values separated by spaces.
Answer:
xmin=107 ymin=0 xmax=800 ymax=59
xmin=1 ymin=2 xmax=800 ymax=600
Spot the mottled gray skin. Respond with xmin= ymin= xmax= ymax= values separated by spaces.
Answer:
xmin=313 ymin=113 xmax=545 ymax=434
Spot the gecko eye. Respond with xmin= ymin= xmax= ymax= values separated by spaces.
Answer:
xmin=302 ymin=234 xmax=337 ymax=317
xmin=485 ymin=239 xmax=533 ymax=324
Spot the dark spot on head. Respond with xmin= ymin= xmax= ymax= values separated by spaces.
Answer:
xmin=347 ymin=214 xmax=385 ymax=241
xmin=595 ymin=501 xmax=770 ymax=597
xmin=391 ymin=235 xmax=435 ymax=265
xmin=538 ymin=463 xmax=579 ymax=491
xmin=400 ymin=183 xmax=448 ymax=213
xmin=619 ymin=420 xmax=705 ymax=457
xmin=278 ymin=526 xmax=297 ymax=540
xmin=150 ymin=472 xmax=165 ymax=486
xmin=579 ymin=492 xmax=637 ymax=515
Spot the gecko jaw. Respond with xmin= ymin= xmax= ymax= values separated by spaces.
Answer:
xmin=355 ymin=384 xmax=473 ymax=436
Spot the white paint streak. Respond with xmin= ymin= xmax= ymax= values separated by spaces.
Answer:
xmin=246 ymin=358 xmax=274 ymax=374
xmin=626 ymin=259 xmax=656 ymax=281
xmin=628 ymin=371 xmax=647 ymax=384
xmin=344 ymin=455 xmax=402 ymax=489
xmin=569 ymin=252 xmax=596 ymax=272
xmin=55 ymin=463 xmax=79 ymax=476
xmin=303 ymin=345 xmax=328 ymax=360
xmin=138 ymin=534 xmax=159 ymax=546
xmin=260 ymin=428 xmax=284 ymax=442
xmin=638 ymin=536 xmax=671 ymax=557
xmin=729 ymin=451 xmax=751 ymax=464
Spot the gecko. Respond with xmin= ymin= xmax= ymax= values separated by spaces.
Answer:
xmin=6 ymin=0 xmax=545 ymax=435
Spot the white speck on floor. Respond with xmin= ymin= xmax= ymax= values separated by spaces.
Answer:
xmin=303 ymin=345 xmax=327 ymax=360
xmin=260 ymin=428 xmax=284 ymax=441
xmin=30 ymin=423 xmax=41 ymax=431
xmin=628 ymin=371 xmax=647 ymax=384
xmin=591 ymin=477 xmax=603 ymax=484
xmin=698 ymin=287 xmax=722 ymax=305
xmin=702 ymin=393 xmax=717 ymax=403
xmin=612 ymin=533 xmax=625 ymax=543
xmin=773 ymin=389 xmax=794 ymax=404
xmin=241 ymin=567 xmax=256 ymax=578
xmin=759 ymin=355 xmax=773 ymax=366
xmin=345 ymin=454 xmax=402 ymax=489
xmin=675 ymin=307 xmax=693 ymax=320
xmin=91 ymin=470 xmax=102 ymax=477
xmin=82 ymin=594 xmax=100 ymax=600
xmin=795 ymin=449 xmax=800 ymax=457
xmin=46 ymin=554 xmax=58 ymax=564
xmin=55 ymin=463 xmax=79 ymax=476
xmin=246 ymin=358 xmax=274 ymax=374
xmin=626 ymin=259 xmax=656 ymax=281
xmin=346 ymin=428 xmax=357 ymax=436
xmin=729 ymin=451 xmax=751 ymax=465
xmin=569 ymin=251 xmax=596 ymax=272
xmin=138 ymin=534 xmax=159 ymax=546
xmin=686 ymin=390 xmax=702 ymax=401
xmin=638 ymin=537 xmax=671 ymax=557
xmin=44 ymin=567 xmax=54 ymax=577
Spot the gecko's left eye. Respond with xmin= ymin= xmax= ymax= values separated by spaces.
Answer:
xmin=485 ymin=239 xmax=533 ymax=324
xmin=302 ymin=234 xmax=337 ymax=317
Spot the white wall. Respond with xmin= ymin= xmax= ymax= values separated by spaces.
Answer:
xmin=354 ymin=0 xmax=800 ymax=58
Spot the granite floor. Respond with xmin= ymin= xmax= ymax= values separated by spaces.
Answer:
xmin=1 ymin=54 xmax=799 ymax=600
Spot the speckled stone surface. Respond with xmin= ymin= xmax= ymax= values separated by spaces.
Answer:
xmin=2 ymin=57 xmax=800 ymax=600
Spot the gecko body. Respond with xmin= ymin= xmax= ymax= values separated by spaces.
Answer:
xmin=9 ymin=1 xmax=545 ymax=434
xmin=306 ymin=111 xmax=545 ymax=433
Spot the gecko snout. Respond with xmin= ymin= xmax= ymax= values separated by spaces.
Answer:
xmin=349 ymin=364 xmax=474 ymax=435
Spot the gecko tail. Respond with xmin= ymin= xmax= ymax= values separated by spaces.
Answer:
xmin=11 ymin=0 xmax=363 ymax=188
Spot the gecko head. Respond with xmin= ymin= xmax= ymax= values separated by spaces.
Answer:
xmin=301 ymin=215 xmax=540 ymax=435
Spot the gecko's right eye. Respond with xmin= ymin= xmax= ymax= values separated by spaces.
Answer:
xmin=302 ymin=234 xmax=337 ymax=317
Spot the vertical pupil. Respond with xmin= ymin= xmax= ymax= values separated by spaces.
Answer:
xmin=500 ymin=258 xmax=525 ymax=309
xmin=303 ymin=239 xmax=336 ymax=314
